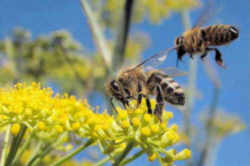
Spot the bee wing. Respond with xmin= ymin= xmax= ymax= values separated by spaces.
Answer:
xmin=161 ymin=67 xmax=187 ymax=77
xmin=144 ymin=66 xmax=187 ymax=77
xmin=193 ymin=0 xmax=215 ymax=28
xmin=148 ymin=49 xmax=170 ymax=67
xmin=130 ymin=47 xmax=176 ymax=71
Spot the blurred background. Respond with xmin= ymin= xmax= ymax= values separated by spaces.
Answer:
xmin=0 ymin=0 xmax=249 ymax=165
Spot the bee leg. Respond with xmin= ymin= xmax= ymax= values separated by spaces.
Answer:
xmin=121 ymin=98 xmax=129 ymax=109
xmin=137 ymin=94 xmax=152 ymax=114
xmin=176 ymin=47 xmax=186 ymax=67
xmin=214 ymin=48 xmax=226 ymax=68
xmin=136 ymin=82 xmax=143 ymax=107
xmin=154 ymin=85 xmax=165 ymax=121
xmin=146 ymin=97 xmax=153 ymax=114
xmin=109 ymin=97 xmax=118 ymax=114
xmin=200 ymin=51 xmax=208 ymax=60
xmin=208 ymin=48 xmax=226 ymax=68
xmin=190 ymin=54 xmax=194 ymax=59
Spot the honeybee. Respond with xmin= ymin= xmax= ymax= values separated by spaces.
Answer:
xmin=175 ymin=24 xmax=239 ymax=68
xmin=106 ymin=60 xmax=185 ymax=119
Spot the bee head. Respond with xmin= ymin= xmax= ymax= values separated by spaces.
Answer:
xmin=108 ymin=80 xmax=129 ymax=106
xmin=175 ymin=36 xmax=184 ymax=46
xmin=109 ymin=80 xmax=123 ymax=100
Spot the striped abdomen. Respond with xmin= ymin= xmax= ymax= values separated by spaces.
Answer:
xmin=160 ymin=77 xmax=185 ymax=105
xmin=202 ymin=24 xmax=239 ymax=46
xmin=146 ymin=71 xmax=185 ymax=105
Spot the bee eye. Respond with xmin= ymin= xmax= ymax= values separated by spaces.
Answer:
xmin=111 ymin=80 xmax=119 ymax=91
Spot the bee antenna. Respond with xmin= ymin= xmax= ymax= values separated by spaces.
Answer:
xmin=130 ymin=46 xmax=178 ymax=71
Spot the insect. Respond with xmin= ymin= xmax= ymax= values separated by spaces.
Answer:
xmin=175 ymin=24 xmax=239 ymax=68
xmin=106 ymin=57 xmax=185 ymax=120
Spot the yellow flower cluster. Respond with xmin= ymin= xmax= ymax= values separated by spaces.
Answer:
xmin=98 ymin=100 xmax=191 ymax=164
xmin=0 ymin=83 xmax=97 ymax=142
xmin=205 ymin=111 xmax=245 ymax=139
xmin=0 ymin=83 xmax=191 ymax=164
xmin=98 ymin=0 xmax=199 ymax=27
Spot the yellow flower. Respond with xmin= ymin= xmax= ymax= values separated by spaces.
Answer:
xmin=121 ymin=120 xmax=130 ymax=129
xmin=132 ymin=117 xmax=140 ymax=127
xmin=0 ymin=83 xmax=191 ymax=165
xmin=55 ymin=125 xmax=64 ymax=133
xmin=170 ymin=124 xmax=178 ymax=131
xmin=11 ymin=123 xmax=21 ymax=136
xmin=118 ymin=110 xmax=128 ymax=120
xmin=37 ymin=121 xmax=46 ymax=130
xmin=72 ymin=122 xmax=80 ymax=131
xmin=148 ymin=153 xmax=158 ymax=161
xmin=143 ymin=114 xmax=152 ymax=123
xmin=163 ymin=149 xmax=176 ymax=163
xmin=151 ymin=124 xmax=160 ymax=133
xmin=141 ymin=127 xmax=151 ymax=137
xmin=175 ymin=148 xmax=192 ymax=160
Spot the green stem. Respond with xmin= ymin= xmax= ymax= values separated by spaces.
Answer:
xmin=112 ymin=142 xmax=134 ymax=166
xmin=25 ymin=141 xmax=43 ymax=166
xmin=51 ymin=139 xmax=95 ymax=166
xmin=112 ymin=0 xmax=135 ymax=71
xmin=94 ymin=156 xmax=111 ymax=166
xmin=80 ymin=0 xmax=112 ymax=68
xmin=0 ymin=125 xmax=11 ymax=166
xmin=180 ymin=10 xmax=196 ymax=166
xmin=197 ymin=87 xmax=220 ymax=166
xmin=5 ymin=125 xmax=27 ymax=166
xmin=27 ymin=133 xmax=67 ymax=166
xmin=30 ymin=144 xmax=53 ymax=166
xmin=12 ymin=132 xmax=33 ymax=166
xmin=120 ymin=150 xmax=144 ymax=165
xmin=180 ymin=10 xmax=195 ymax=138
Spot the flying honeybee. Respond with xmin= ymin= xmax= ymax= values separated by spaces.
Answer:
xmin=154 ymin=1 xmax=240 ymax=68
xmin=175 ymin=24 xmax=239 ymax=68
xmin=106 ymin=58 xmax=186 ymax=120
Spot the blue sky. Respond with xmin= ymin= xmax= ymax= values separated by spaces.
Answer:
xmin=0 ymin=0 xmax=250 ymax=165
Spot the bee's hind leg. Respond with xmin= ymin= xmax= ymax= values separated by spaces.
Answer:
xmin=154 ymin=85 xmax=165 ymax=121
xmin=207 ymin=48 xmax=226 ymax=68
